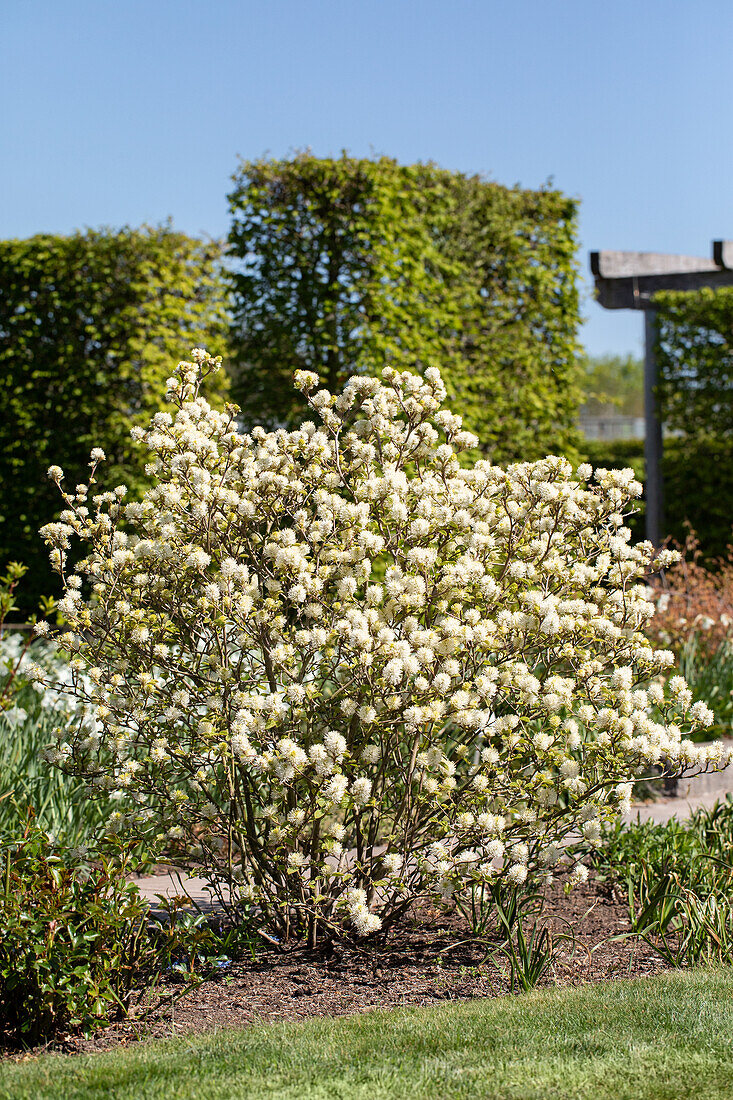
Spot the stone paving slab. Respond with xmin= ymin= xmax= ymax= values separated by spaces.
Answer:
xmin=132 ymin=871 xmax=235 ymax=911
xmin=624 ymin=788 xmax=732 ymax=826
xmin=624 ymin=758 xmax=733 ymax=826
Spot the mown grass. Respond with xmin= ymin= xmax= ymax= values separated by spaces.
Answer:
xmin=2 ymin=969 xmax=733 ymax=1100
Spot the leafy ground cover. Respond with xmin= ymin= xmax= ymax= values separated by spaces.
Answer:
xmin=1 ymin=968 xmax=732 ymax=1100
xmin=594 ymin=796 xmax=733 ymax=966
xmin=0 ymin=872 xmax=666 ymax=1056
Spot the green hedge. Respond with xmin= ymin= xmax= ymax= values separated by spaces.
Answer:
xmin=663 ymin=437 xmax=733 ymax=557
xmin=228 ymin=154 xmax=582 ymax=464
xmin=654 ymin=286 xmax=733 ymax=437
xmin=579 ymin=438 xmax=733 ymax=557
xmin=0 ymin=226 xmax=230 ymax=614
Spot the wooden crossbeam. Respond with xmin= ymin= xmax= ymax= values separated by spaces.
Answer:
xmin=714 ymin=240 xmax=733 ymax=269
xmin=590 ymin=251 xmax=718 ymax=279
xmin=590 ymin=243 xmax=733 ymax=310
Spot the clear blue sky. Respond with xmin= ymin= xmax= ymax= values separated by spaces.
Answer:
xmin=2 ymin=0 xmax=732 ymax=358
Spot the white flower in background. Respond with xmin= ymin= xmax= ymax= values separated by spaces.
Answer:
xmin=350 ymin=776 xmax=372 ymax=806
xmin=1 ymin=705 xmax=28 ymax=726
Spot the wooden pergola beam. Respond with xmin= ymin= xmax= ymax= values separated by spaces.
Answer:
xmin=590 ymin=242 xmax=733 ymax=310
xmin=590 ymin=250 xmax=719 ymax=279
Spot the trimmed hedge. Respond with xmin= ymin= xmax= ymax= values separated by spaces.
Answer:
xmin=654 ymin=286 xmax=733 ymax=437
xmin=228 ymin=154 xmax=582 ymax=464
xmin=0 ymin=226 xmax=230 ymax=614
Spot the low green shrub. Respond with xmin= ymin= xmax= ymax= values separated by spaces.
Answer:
xmin=0 ymin=826 xmax=211 ymax=1046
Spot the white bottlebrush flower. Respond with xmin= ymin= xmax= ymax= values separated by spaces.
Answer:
xmin=506 ymin=863 xmax=528 ymax=886
xmin=350 ymin=776 xmax=372 ymax=806
xmin=323 ymin=774 xmax=348 ymax=805
xmin=383 ymin=852 xmax=403 ymax=875
xmin=568 ymin=863 xmax=590 ymax=887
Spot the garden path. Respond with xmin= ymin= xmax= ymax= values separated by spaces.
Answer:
xmin=622 ymin=762 xmax=733 ymax=825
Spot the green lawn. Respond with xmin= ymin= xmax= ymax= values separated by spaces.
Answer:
xmin=2 ymin=969 xmax=733 ymax=1100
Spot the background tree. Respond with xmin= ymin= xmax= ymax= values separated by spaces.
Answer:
xmin=579 ymin=353 xmax=644 ymax=417
xmin=0 ymin=225 xmax=230 ymax=614
xmin=227 ymin=153 xmax=582 ymax=461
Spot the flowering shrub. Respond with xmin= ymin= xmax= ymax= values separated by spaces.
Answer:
xmin=37 ymin=350 xmax=731 ymax=944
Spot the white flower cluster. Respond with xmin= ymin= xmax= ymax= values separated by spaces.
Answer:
xmin=38 ymin=350 xmax=731 ymax=942
xmin=0 ymin=631 xmax=85 ymax=724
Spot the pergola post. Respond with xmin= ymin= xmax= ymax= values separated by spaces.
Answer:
xmin=590 ymin=241 xmax=733 ymax=545
xmin=643 ymin=309 xmax=663 ymax=547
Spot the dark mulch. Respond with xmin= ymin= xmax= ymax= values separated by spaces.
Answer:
xmin=37 ymin=876 xmax=666 ymax=1058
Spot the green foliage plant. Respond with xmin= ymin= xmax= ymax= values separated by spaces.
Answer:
xmin=228 ymin=153 xmax=582 ymax=464
xmin=492 ymin=892 xmax=559 ymax=993
xmin=0 ymin=824 xmax=205 ymax=1046
xmin=37 ymin=350 xmax=730 ymax=949
xmin=594 ymin=798 xmax=733 ymax=968
xmin=0 ymin=225 xmax=230 ymax=614
xmin=451 ymin=879 xmax=573 ymax=993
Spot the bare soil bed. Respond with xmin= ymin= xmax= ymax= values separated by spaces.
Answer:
xmin=37 ymin=876 xmax=667 ymax=1058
